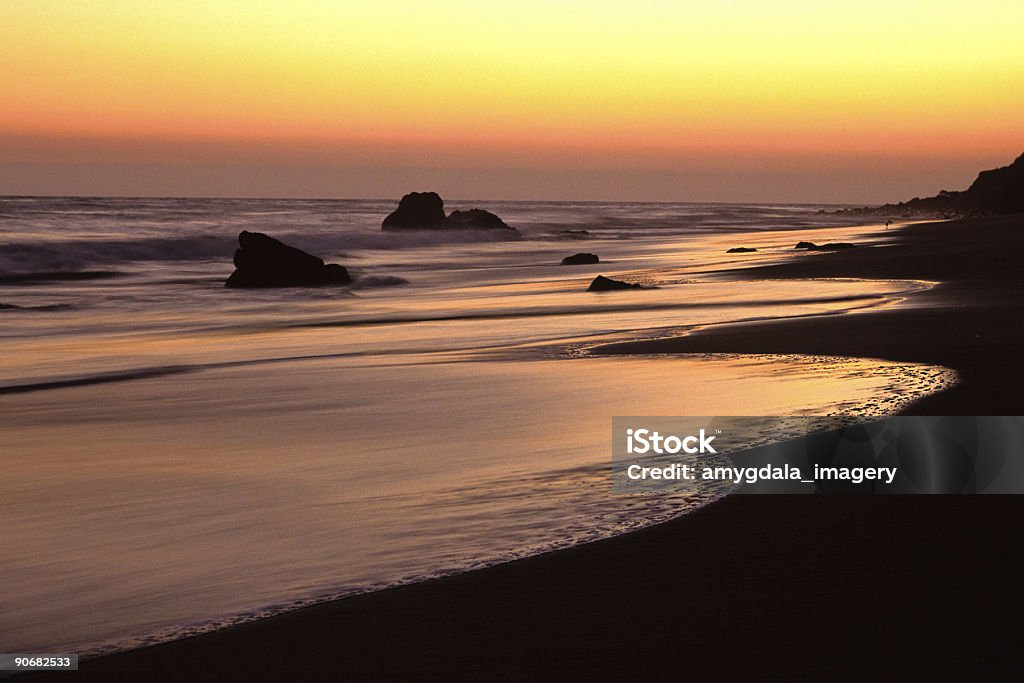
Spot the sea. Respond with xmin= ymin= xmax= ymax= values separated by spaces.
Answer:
xmin=0 ymin=197 xmax=954 ymax=656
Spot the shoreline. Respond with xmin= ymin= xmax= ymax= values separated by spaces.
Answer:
xmin=28 ymin=214 xmax=1024 ymax=680
xmin=595 ymin=214 xmax=1024 ymax=414
xmin=28 ymin=497 xmax=1023 ymax=680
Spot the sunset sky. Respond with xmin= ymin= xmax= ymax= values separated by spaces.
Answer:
xmin=2 ymin=0 xmax=1022 ymax=202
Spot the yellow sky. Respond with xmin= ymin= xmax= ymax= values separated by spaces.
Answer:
xmin=2 ymin=0 xmax=1022 ymax=200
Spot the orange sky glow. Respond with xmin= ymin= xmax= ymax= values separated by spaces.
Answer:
xmin=2 ymin=0 xmax=1022 ymax=201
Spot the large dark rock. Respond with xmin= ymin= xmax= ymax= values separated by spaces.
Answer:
xmin=726 ymin=247 xmax=757 ymax=253
xmin=587 ymin=275 xmax=643 ymax=292
xmin=381 ymin=192 xmax=446 ymax=230
xmin=444 ymin=209 xmax=515 ymax=231
xmin=225 ymin=231 xmax=351 ymax=288
xmin=795 ymin=241 xmax=817 ymax=250
xmin=561 ymin=253 xmax=600 ymax=265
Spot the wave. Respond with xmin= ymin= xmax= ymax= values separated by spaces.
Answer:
xmin=0 ymin=366 xmax=194 ymax=395
xmin=0 ymin=353 xmax=381 ymax=395
xmin=73 ymin=471 xmax=725 ymax=659
xmin=0 ymin=197 xmax=883 ymax=273
xmin=0 ymin=270 xmax=122 ymax=284
xmin=284 ymin=292 xmax=892 ymax=330
xmin=349 ymin=275 xmax=410 ymax=289
xmin=0 ymin=229 xmax=522 ymax=274
xmin=0 ymin=302 xmax=78 ymax=312
xmin=0 ymin=235 xmax=234 ymax=273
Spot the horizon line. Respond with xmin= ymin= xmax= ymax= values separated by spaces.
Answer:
xmin=0 ymin=193 xmax=861 ymax=207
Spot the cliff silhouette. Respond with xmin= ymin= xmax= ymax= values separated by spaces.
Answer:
xmin=837 ymin=153 xmax=1024 ymax=217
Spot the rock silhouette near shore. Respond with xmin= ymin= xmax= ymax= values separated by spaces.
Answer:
xmin=795 ymin=242 xmax=856 ymax=251
xmin=225 ymin=231 xmax=351 ymax=288
xmin=587 ymin=275 xmax=643 ymax=292
xmin=382 ymin=192 xmax=516 ymax=231
xmin=444 ymin=209 xmax=514 ymax=230
xmin=561 ymin=253 xmax=600 ymax=265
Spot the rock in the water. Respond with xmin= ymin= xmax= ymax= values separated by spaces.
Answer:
xmin=561 ymin=253 xmax=600 ymax=265
xmin=726 ymin=247 xmax=757 ymax=253
xmin=225 ymin=231 xmax=351 ymax=288
xmin=381 ymin=193 xmax=516 ymax=231
xmin=381 ymin=192 xmax=446 ymax=230
xmin=795 ymin=241 xmax=855 ymax=251
xmin=810 ymin=242 xmax=856 ymax=250
xmin=444 ymin=208 xmax=515 ymax=231
xmin=587 ymin=275 xmax=642 ymax=292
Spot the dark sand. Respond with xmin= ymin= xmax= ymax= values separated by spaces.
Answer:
xmin=30 ymin=215 xmax=1024 ymax=681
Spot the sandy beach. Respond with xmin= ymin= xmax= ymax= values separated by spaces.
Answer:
xmin=25 ymin=213 xmax=1024 ymax=681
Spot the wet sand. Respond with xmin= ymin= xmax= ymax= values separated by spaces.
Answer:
xmin=30 ymin=214 xmax=1024 ymax=680
xmin=598 ymin=213 xmax=1024 ymax=415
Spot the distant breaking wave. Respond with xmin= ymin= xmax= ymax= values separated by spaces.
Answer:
xmin=0 ymin=196 xmax=874 ymax=275
xmin=0 ymin=235 xmax=234 ymax=273
xmin=0 ymin=230 xmax=522 ymax=275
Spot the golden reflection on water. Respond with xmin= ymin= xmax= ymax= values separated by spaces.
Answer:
xmin=1 ymin=351 xmax=953 ymax=655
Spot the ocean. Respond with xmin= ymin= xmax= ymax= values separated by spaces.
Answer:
xmin=0 ymin=197 xmax=953 ymax=656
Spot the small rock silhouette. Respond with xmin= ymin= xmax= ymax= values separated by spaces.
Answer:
xmin=587 ymin=275 xmax=643 ymax=292
xmin=561 ymin=253 xmax=600 ymax=265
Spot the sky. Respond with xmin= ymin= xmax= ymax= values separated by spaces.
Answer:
xmin=1 ymin=0 xmax=1022 ymax=202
